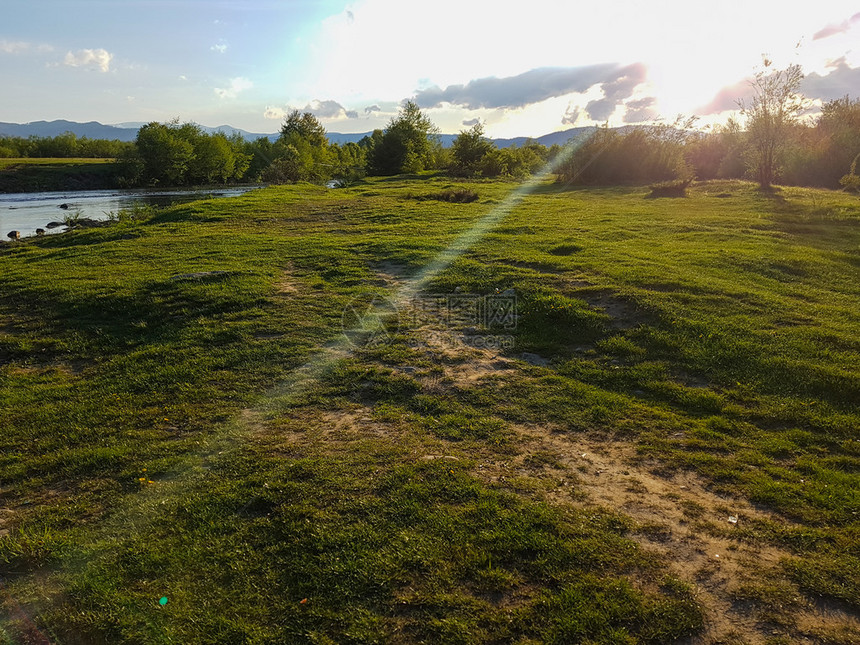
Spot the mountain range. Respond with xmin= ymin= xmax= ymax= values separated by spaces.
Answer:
xmin=0 ymin=120 xmax=596 ymax=149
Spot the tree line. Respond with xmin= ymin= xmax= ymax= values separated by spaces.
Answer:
xmin=0 ymin=132 xmax=133 ymax=159
xmin=557 ymin=64 xmax=860 ymax=191
xmin=4 ymin=64 xmax=857 ymax=191
xmin=0 ymin=103 xmax=563 ymax=187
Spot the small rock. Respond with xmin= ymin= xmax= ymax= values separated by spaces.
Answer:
xmin=35 ymin=228 xmax=45 ymax=236
xmin=59 ymin=203 xmax=71 ymax=210
xmin=728 ymin=515 xmax=738 ymax=524
xmin=45 ymin=221 xmax=63 ymax=229
xmin=7 ymin=231 xmax=20 ymax=241
xmin=500 ymin=288 xmax=516 ymax=296
xmin=453 ymin=286 xmax=463 ymax=293
xmin=521 ymin=352 xmax=549 ymax=366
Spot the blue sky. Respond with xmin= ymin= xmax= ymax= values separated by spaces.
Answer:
xmin=2 ymin=0 xmax=860 ymax=137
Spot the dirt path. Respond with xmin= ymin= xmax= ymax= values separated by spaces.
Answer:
xmin=245 ymin=264 xmax=860 ymax=644
xmin=429 ymin=339 xmax=860 ymax=644
xmin=371 ymin=264 xmax=858 ymax=644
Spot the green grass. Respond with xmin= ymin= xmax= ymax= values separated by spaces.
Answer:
xmin=0 ymin=176 xmax=858 ymax=642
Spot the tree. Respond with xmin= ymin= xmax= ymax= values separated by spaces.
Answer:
xmin=818 ymin=96 xmax=860 ymax=187
xmin=368 ymin=101 xmax=439 ymax=175
xmin=738 ymin=61 xmax=807 ymax=188
xmin=279 ymin=110 xmax=328 ymax=149
xmin=450 ymin=122 xmax=494 ymax=177
xmin=272 ymin=110 xmax=333 ymax=182
xmin=135 ymin=122 xmax=194 ymax=185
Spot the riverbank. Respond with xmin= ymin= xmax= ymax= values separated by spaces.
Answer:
xmin=0 ymin=157 xmax=121 ymax=193
xmin=0 ymin=185 xmax=262 ymax=238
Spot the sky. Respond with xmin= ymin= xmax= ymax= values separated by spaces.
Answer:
xmin=2 ymin=0 xmax=860 ymax=138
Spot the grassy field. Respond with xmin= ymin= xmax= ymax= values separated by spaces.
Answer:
xmin=0 ymin=175 xmax=858 ymax=644
xmin=0 ymin=158 xmax=118 ymax=192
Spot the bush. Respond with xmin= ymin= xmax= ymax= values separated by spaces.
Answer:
xmin=557 ymin=121 xmax=693 ymax=186
xmin=648 ymin=178 xmax=692 ymax=198
xmin=422 ymin=189 xmax=480 ymax=203
xmin=839 ymin=154 xmax=860 ymax=193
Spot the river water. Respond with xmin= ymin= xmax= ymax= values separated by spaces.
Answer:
xmin=0 ymin=186 xmax=260 ymax=239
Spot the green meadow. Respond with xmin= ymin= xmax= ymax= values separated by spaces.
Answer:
xmin=0 ymin=176 xmax=858 ymax=644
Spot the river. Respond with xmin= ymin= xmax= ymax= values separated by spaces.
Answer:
xmin=0 ymin=186 xmax=260 ymax=239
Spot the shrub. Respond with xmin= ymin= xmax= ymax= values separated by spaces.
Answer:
xmin=648 ymin=178 xmax=692 ymax=198
xmin=839 ymin=154 xmax=860 ymax=193
xmin=424 ymin=188 xmax=479 ymax=203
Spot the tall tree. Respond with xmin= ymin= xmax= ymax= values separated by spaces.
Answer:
xmin=450 ymin=122 xmax=494 ymax=177
xmin=738 ymin=61 xmax=807 ymax=188
xmin=135 ymin=122 xmax=194 ymax=185
xmin=272 ymin=110 xmax=333 ymax=182
xmin=279 ymin=110 xmax=328 ymax=149
xmin=368 ymin=101 xmax=438 ymax=175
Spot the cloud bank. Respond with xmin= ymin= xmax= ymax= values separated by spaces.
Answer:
xmin=584 ymin=63 xmax=648 ymax=120
xmin=801 ymin=59 xmax=860 ymax=102
xmin=414 ymin=64 xmax=640 ymax=110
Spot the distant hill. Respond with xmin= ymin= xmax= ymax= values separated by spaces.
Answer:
xmin=0 ymin=120 xmax=599 ymax=149
xmin=0 ymin=120 xmax=140 ymax=142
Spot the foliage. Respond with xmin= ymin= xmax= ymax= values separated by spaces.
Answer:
xmin=330 ymin=141 xmax=366 ymax=185
xmin=840 ymin=153 xmax=860 ymax=192
xmin=738 ymin=62 xmax=807 ymax=188
xmin=483 ymin=144 xmax=547 ymax=178
xmin=121 ymin=121 xmax=250 ymax=187
xmin=261 ymin=110 xmax=343 ymax=184
xmin=556 ymin=120 xmax=693 ymax=185
xmin=0 ymin=133 xmax=133 ymax=159
xmin=240 ymin=136 xmax=277 ymax=182
xmin=450 ymin=123 xmax=495 ymax=177
xmin=367 ymin=101 xmax=439 ymax=175
xmin=648 ymin=178 xmax=691 ymax=197
xmin=684 ymin=118 xmax=746 ymax=180
xmin=420 ymin=188 xmax=480 ymax=202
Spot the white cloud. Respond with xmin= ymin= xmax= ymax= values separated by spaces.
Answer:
xmin=264 ymin=100 xmax=359 ymax=121
xmin=300 ymin=99 xmax=358 ymax=119
xmin=215 ymin=77 xmax=253 ymax=99
xmin=1 ymin=40 xmax=53 ymax=54
xmin=1 ymin=40 xmax=31 ymax=54
xmin=64 ymin=48 xmax=113 ymax=72
xmin=211 ymin=43 xmax=228 ymax=54
xmin=264 ymin=106 xmax=287 ymax=120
